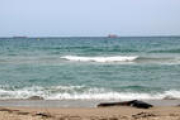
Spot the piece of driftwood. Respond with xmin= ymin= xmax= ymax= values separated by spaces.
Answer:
xmin=35 ymin=112 xmax=52 ymax=118
xmin=132 ymin=112 xmax=156 ymax=119
xmin=97 ymin=100 xmax=153 ymax=109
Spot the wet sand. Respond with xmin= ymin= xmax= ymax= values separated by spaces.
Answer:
xmin=0 ymin=100 xmax=180 ymax=107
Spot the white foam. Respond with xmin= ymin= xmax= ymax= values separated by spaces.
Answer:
xmin=0 ymin=86 xmax=45 ymax=99
xmin=0 ymin=86 xmax=180 ymax=100
xmin=47 ymin=92 xmax=158 ymax=100
xmin=61 ymin=55 xmax=138 ymax=63
xmin=47 ymin=90 xmax=180 ymax=100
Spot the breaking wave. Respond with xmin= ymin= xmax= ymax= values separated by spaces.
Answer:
xmin=60 ymin=56 xmax=138 ymax=63
xmin=60 ymin=55 xmax=180 ymax=64
xmin=1 ymin=55 xmax=179 ymax=64
xmin=0 ymin=86 xmax=180 ymax=100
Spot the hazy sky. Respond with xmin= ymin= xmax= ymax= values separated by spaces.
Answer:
xmin=1 ymin=0 xmax=180 ymax=37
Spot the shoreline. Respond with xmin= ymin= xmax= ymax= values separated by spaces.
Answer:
xmin=0 ymin=99 xmax=179 ymax=108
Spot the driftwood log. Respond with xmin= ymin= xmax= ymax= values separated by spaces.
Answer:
xmin=97 ymin=100 xmax=153 ymax=109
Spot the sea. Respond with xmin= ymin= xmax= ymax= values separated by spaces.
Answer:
xmin=0 ymin=37 xmax=180 ymax=106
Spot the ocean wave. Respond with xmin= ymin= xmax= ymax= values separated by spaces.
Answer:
xmin=0 ymin=86 xmax=180 ymax=100
xmin=60 ymin=56 xmax=138 ymax=63
xmin=1 ymin=55 xmax=179 ymax=64
xmin=60 ymin=55 xmax=180 ymax=64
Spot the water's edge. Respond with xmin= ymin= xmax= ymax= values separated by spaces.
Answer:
xmin=0 ymin=100 xmax=179 ymax=108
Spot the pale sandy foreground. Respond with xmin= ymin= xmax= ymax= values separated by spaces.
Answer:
xmin=0 ymin=106 xmax=180 ymax=120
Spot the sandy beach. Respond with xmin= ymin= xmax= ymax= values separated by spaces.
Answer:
xmin=0 ymin=105 xmax=180 ymax=120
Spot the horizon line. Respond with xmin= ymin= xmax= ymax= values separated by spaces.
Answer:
xmin=0 ymin=35 xmax=180 ymax=38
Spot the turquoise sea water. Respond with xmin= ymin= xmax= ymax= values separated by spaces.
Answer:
xmin=0 ymin=37 xmax=180 ymax=101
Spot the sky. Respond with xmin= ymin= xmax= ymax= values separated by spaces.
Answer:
xmin=0 ymin=0 xmax=180 ymax=37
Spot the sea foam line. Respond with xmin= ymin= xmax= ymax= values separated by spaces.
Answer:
xmin=60 ymin=56 xmax=138 ymax=63
xmin=0 ymin=86 xmax=180 ymax=100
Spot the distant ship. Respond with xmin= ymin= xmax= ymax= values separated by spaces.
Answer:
xmin=107 ymin=34 xmax=118 ymax=38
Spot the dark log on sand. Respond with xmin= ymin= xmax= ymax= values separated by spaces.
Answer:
xmin=97 ymin=100 xmax=153 ymax=109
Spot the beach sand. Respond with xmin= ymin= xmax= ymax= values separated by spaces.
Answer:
xmin=0 ymin=106 xmax=180 ymax=120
